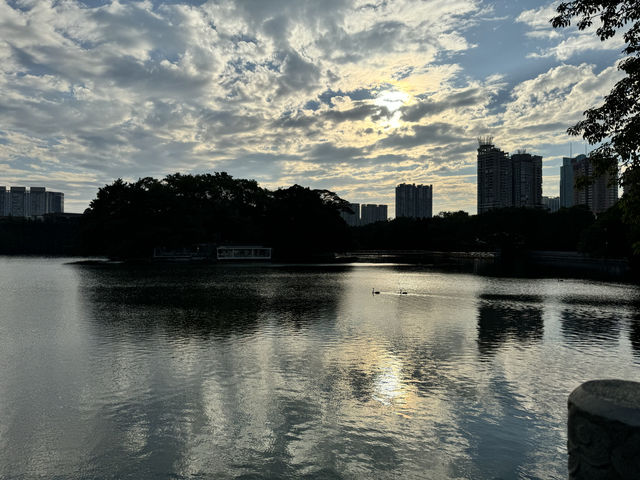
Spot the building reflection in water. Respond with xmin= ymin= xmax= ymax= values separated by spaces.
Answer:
xmin=74 ymin=263 xmax=356 ymax=479
xmin=629 ymin=310 xmax=640 ymax=360
xmin=476 ymin=293 xmax=544 ymax=357
xmin=559 ymin=296 xmax=622 ymax=347
xmin=3 ymin=259 xmax=638 ymax=479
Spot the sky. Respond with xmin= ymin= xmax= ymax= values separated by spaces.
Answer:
xmin=0 ymin=0 xmax=627 ymax=214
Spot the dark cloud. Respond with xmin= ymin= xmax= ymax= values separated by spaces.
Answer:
xmin=378 ymin=123 xmax=467 ymax=149
xmin=229 ymin=0 xmax=350 ymax=39
xmin=273 ymin=101 xmax=389 ymax=130
xmin=304 ymin=100 xmax=320 ymax=111
xmin=198 ymin=110 xmax=265 ymax=137
xmin=7 ymin=44 xmax=57 ymax=77
xmin=317 ymin=20 xmax=407 ymax=63
xmin=102 ymin=55 xmax=212 ymax=96
xmin=318 ymin=88 xmax=376 ymax=105
xmin=307 ymin=142 xmax=367 ymax=163
xmin=275 ymin=51 xmax=322 ymax=97
xmin=323 ymin=103 xmax=388 ymax=122
xmin=400 ymin=88 xmax=485 ymax=122
xmin=272 ymin=112 xmax=317 ymax=129
xmin=427 ymin=141 xmax=477 ymax=158
xmin=305 ymin=143 xmax=417 ymax=167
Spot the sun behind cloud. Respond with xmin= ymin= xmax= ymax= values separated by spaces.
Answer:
xmin=374 ymin=89 xmax=410 ymax=128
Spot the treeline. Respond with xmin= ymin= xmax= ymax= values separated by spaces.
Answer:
xmin=0 ymin=172 xmax=636 ymax=261
xmin=352 ymin=204 xmax=636 ymax=259
xmin=0 ymin=214 xmax=83 ymax=255
xmin=81 ymin=173 xmax=351 ymax=259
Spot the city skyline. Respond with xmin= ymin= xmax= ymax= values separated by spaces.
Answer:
xmin=0 ymin=185 xmax=65 ymax=217
xmin=0 ymin=1 xmax=625 ymax=214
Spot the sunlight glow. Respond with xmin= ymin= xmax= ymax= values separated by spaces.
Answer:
xmin=374 ymin=89 xmax=410 ymax=128
xmin=373 ymin=356 xmax=406 ymax=405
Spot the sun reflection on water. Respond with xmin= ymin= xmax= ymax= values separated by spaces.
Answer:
xmin=372 ymin=355 xmax=406 ymax=406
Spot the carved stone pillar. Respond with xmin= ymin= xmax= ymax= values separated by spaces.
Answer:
xmin=568 ymin=380 xmax=640 ymax=479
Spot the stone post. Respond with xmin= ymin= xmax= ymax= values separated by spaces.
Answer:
xmin=568 ymin=379 xmax=640 ymax=479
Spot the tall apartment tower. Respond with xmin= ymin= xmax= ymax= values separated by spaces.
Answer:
xmin=45 ymin=191 xmax=64 ymax=214
xmin=10 ymin=187 xmax=28 ymax=217
xmin=395 ymin=183 xmax=416 ymax=218
xmin=572 ymin=156 xmax=618 ymax=214
xmin=560 ymin=154 xmax=586 ymax=208
xmin=30 ymin=186 xmax=47 ymax=216
xmin=0 ymin=187 xmax=8 ymax=216
xmin=360 ymin=204 xmax=388 ymax=225
xmin=511 ymin=151 xmax=543 ymax=208
xmin=477 ymin=138 xmax=542 ymax=213
xmin=477 ymin=137 xmax=512 ymax=213
xmin=395 ymin=183 xmax=432 ymax=219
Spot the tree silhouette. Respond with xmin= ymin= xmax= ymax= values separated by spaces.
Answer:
xmin=551 ymin=1 xmax=640 ymax=250
xmin=82 ymin=174 xmax=350 ymax=259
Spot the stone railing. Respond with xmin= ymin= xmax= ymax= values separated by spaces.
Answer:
xmin=568 ymin=380 xmax=640 ymax=479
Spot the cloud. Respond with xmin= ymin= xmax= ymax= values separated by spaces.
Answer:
xmin=0 ymin=0 xmax=621 ymax=215
xmin=400 ymin=88 xmax=486 ymax=122
xmin=501 ymin=63 xmax=623 ymax=135
xmin=528 ymin=34 xmax=625 ymax=61
xmin=274 ymin=50 xmax=322 ymax=97
xmin=516 ymin=3 xmax=625 ymax=60
xmin=307 ymin=142 xmax=368 ymax=164
xmin=377 ymin=123 xmax=467 ymax=150
xmin=515 ymin=4 xmax=559 ymax=31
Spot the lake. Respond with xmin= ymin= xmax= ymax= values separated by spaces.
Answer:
xmin=1 ymin=257 xmax=638 ymax=479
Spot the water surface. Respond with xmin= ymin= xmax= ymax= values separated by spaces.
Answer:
xmin=1 ymin=257 xmax=639 ymax=479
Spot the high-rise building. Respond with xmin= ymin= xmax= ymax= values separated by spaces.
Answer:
xmin=560 ymin=154 xmax=586 ymax=208
xmin=511 ymin=151 xmax=543 ymax=208
xmin=10 ymin=187 xmax=28 ymax=217
xmin=395 ymin=183 xmax=415 ymax=218
xmin=30 ymin=186 xmax=46 ymax=216
xmin=572 ymin=156 xmax=618 ymax=214
xmin=360 ymin=204 xmax=388 ymax=225
xmin=0 ymin=187 xmax=8 ymax=216
xmin=46 ymin=191 xmax=64 ymax=214
xmin=477 ymin=138 xmax=542 ymax=213
xmin=395 ymin=183 xmax=432 ymax=219
xmin=477 ymin=137 xmax=512 ymax=213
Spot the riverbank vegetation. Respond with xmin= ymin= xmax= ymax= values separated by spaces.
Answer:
xmin=0 ymin=172 xmax=637 ymax=264
xmin=81 ymin=173 xmax=351 ymax=259
xmin=352 ymin=204 xmax=636 ymax=259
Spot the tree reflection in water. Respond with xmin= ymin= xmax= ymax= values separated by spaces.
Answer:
xmin=559 ymin=296 xmax=624 ymax=347
xmin=476 ymin=293 xmax=544 ymax=357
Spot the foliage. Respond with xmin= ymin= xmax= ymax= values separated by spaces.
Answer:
xmin=0 ymin=215 xmax=82 ymax=255
xmin=82 ymin=173 xmax=351 ymax=259
xmin=578 ymin=202 xmax=635 ymax=257
xmin=351 ymin=207 xmax=605 ymax=254
xmin=265 ymin=185 xmax=351 ymax=258
xmin=551 ymin=1 xmax=640 ymax=249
